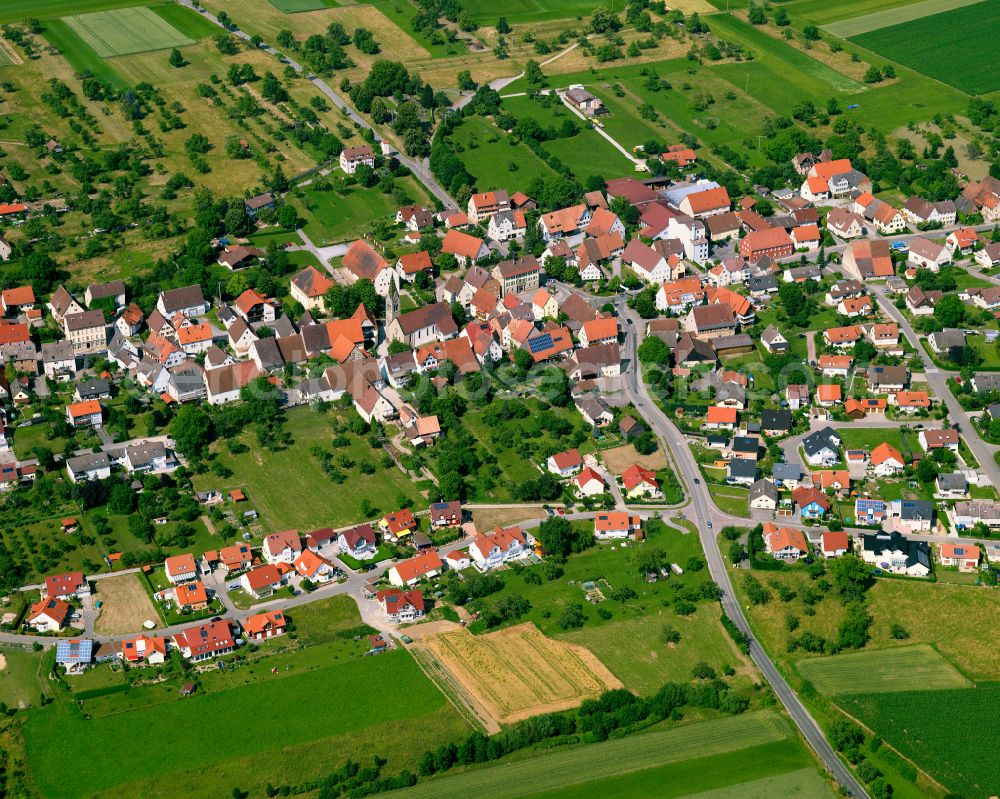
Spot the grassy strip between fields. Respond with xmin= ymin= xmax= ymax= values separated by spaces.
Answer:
xmin=822 ymin=0 xmax=987 ymax=37
xmin=392 ymin=711 xmax=793 ymax=799
xmin=796 ymin=644 xmax=972 ymax=696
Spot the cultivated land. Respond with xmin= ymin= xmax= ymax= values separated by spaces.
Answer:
xmin=841 ymin=686 xmax=997 ymax=798
xmin=393 ymin=712 xmax=820 ymax=799
xmin=850 ymin=1 xmax=1000 ymax=94
xmin=600 ymin=442 xmax=668 ymax=473
xmin=93 ymin=573 xmax=161 ymax=635
xmin=822 ymin=0 xmax=987 ymax=36
xmin=64 ymin=7 xmax=193 ymax=58
xmin=796 ymin=644 xmax=971 ymax=695
xmin=422 ymin=623 xmax=621 ymax=727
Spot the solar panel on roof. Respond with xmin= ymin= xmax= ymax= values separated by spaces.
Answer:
xmin=527 ymin=333 xmax=554 ymax=354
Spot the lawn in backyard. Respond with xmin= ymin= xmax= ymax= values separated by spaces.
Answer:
xmin=835 ymin=426 xmax=916 ymax=454
xmin=292 ymin=175 xmax=429 ymax=245
xmin=394 ymin=711 xmax=822 ymax=799
xmin=708 ymin=485 xmax=749 ymax=516
xmin=449 ymin=115 xmax=555 ymax=192
xmin=839 ymin=685 xmax=996 ymax=799
xmin=849 ymin=1 xmax=1000 ymax=94
xmin=25 ymin=648 xmax=458 ymax=799
xmin=64 ymin=7 xmax=194 ymax=58
xmin=795 ymin=644 xmax=970 ymax=695
xmin=471 ymin=519 xmax=712 ymax=637
xmin=192 ymin=405 xmax=428 ymax=529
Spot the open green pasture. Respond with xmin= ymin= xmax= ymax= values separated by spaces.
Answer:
xmin=459 ymin=0 xmax=611 ymax=24
xmin=796 ymin=644 xmax=971 ymax=695
xmin=0 ymin=0 xmax=148 ymax=23
xmin=850 ymin=1 xmax=1000 ymax=94
xmin=840 ymin=685 xmax=999 ymax=798
xmin=268 ymin=0 xmax=337 ymax=11
xmin=64 ymin=7 xmax=194 ymax=57
xmin=191 ymin=406 xmax=428 ymax=529
xmin=451 ymin=115 xmax=555 ymax=191
xmin=25 ymin=649 xmax=452 ymax=799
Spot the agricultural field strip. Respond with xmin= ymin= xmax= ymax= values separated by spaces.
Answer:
xmin=822 ymin=0 xmax=986 ymax=37
xmin=425 ymin=625 xmax=620 ymax=721
xmin=674 ymin=768 xmax=836 ymax=799
xmin=849 ymin=1 xmax=1000 ymax=95
xmin=64 ymin=7 xmax=193 ymax=58
xmin=395 ymin=711 xmax=792 ymax=799
xmin=796 ymin=644 xmax=972 ymax=695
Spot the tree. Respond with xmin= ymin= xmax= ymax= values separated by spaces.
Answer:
xmin=168 ymin=48 xmax=185 ymax=68
xmin=827 ymin=555 xmax=871 ymax=603
xmin=496 ymin=16 xmax=511 ymax=34
xmin=803 ymin=25 xmax=820 ymax=40
xmin=170 ymin=405 xmax=214 ymax=459
xmin=934 ymin=293 xmax=965 ymax=328
xmin=456 ymin=70 xmax=476 ymax=91
xmin=524 ymin=60 xmax=545 ymax=86
xmin=537 ymin=516 xmax=591 ymax=560
xmin=748 ymin=4 xmax=766 ymax=24
xmin=557 ymin=602 xmax=585 ymax=630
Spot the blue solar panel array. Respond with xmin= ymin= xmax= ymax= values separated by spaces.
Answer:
xmin=527 ymin=333 xmax=554 ymax=354
xmin=56 ymin=639 xmax=93 ymax=665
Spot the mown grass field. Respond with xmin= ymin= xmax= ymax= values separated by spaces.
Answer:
xmin=822 ymin=0 xmax=985 ymax=36
xmin=498 ymin=94 xmax=632 ymax=180
xmin=26 ymin=649 xmax=453 ymax=799
xmin=850 ymin=1 xmax=1000 ymax=94
xmin=459 ymin=0 xmax=611 ymax=24
xmin=64 ymin=7 xmax=193 ymax=57
xmin=0 ymin=0 xmax=148 ymax=23
xmin=796 ymin=644 xmax=971 ymax=695
xmin=268 ymin=0 xmax=336 ymax=11
xmin=192 ymin=406 xmax=428 ymax=529
xmin=841 ymin=685 xmax=998 ymax=798
xmin=561 ymin=604 xmax=752 ymax=695
xmin=451 ymin=115 xmax=555 ymax=191
xmin=292 ymin=175 xmax=430 ymax=245
xmin=0 ymin=649 xmax=46 ymax=710
xmin=41 ymin=17 xmax=128 ymax=87
xmin=395 ymin=712 xmax=820 ymax=799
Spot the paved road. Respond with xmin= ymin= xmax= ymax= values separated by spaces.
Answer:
xmin=177 ymin=0 xmax=456 ymax=209
xmin=872 ymin=285 xmax=1000 ymax=483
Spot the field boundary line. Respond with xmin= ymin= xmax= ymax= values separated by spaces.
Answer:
xmin=409 ymin=643 xmax=495 ymax=733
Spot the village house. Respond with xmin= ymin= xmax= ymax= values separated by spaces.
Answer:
xmin=539 ymin=204 xmax=591 ymax=240
xmin=43 ymin=571 xmax=89 ymax=600
xmin=118 ymin=634 xmax=167 ymax=665
xmin=907 ymin=237 xmax=951 ymax=270
xmin=621 ymin=464 xmax=662 ymax=499
xmin=293 ymin=549 xmax=337 ymax=583
xmin=157 ymin=285 xmax=207 ymax=318
xmin=739 ymin=228 xmax=794 ymax=262
xmin=547 ymin=449 xmax=583 ymax=477
xmin=594 ymin=511 xmax=642 ymax=540
xmin=860 ymin=531 xmax=930 ymax=577
xmin=821 ymin=531 xmax=850 ymax=558
xmin=467 ymin=190 xmax=511 ymax=223
xmin=919 ymin=428 xmax=960 ymax=454
xmin=290 ymin=266 xmax=334 ymax=312
xmin=28 ymin=599 xmax=72 ymax=633
xmin=174 ymin=621 xmax=236 ymax=662
xmin=262 ymin=529 xmax=302 ymax=565
xmin=339 ymin=145 xmax=375 ymax=174
xmin=387 ymin=551 xmax=443 ymax=587
xmin=575 ymin=467 xmax=607 ymax=496
xmin=244 ymin=611 xmax=287 ymax=641
xmin=470 ymin=526 xmax=534 ymax=570
xmin=762 ymin=523 xmax=808 ymax=561
xmin=749 ymin=479 xmax=778 ymax=510
xmin=172 ymin=581 xmax=209 ymax=611
xmin=870 ymin=442 xmax=905 ymax=476
xmin=338 ymin=524 xmax=378 ymax=559
xmin=842 ymin=238 xmax=894 ymax=280
xmin=380 ymin=509 xmax=417 ymax=542
xmin=164 ymin=553 xmax=198 ymax=584
xmin=376 ymin=589 xmax=425 ymax=622
xmin=240 ymin=564 xmax=287 ymax=599
xmin=63 ymin=310 xmax=106 ymax=355
xmin=66 ymin=452 xmax=111 ymax=483
xmin=66 ymin=399 xmax=102 ymax=428
xmin=940 ymin=542 xmax=980 ymax=573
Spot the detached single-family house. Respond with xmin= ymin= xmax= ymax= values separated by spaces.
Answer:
xmin=470 ymin=526 xmax=534 ymax=570
xmin=762 ymin=523 xmax=808 ymax=561
xmin=594 ymin=511 xmax=642 ymax=540
xmin=547 ymin=449 xmax=583 ymax=477
xmin=860 ymin=531 xmax=930 ymax=577
xmin=338 ymin=524 xmax=378 ymax=560
xmin=174 ymin=621 xmax=236 ymax=662
xmin=387 ymin=551 xmax=443 ymax=587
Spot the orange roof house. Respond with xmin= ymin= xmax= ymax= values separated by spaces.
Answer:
xmin=706 ymin=406 xmax=738 ymax=427
xmin=762 ymin=523 xmax=808 ymax=558
xmin=594 ymin=511 xmax=643 ymax=539
xmin=817 ymin=384 xmax=842 ymax=404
